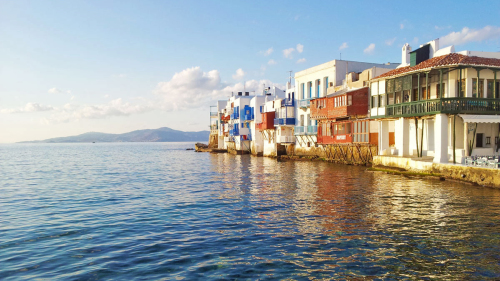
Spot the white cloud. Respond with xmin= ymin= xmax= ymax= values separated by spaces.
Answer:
xmin=1 ymin=103 xmax=54 ymax=114
xmin=114 ymin=74 xmax=127 ymax=78
xmin=154 ymin=66 xmax=283 ymax=111
xmin=439 ymin=26 xmax=500 ymax=46
xmin=48 ymin=87 xmax=63 ymax=94
xmin=261 ymin=47 xmax=273 ymax=56
xmin=364 ymin=43 xmax=375 ymax=54
xmin=296 ymin=44 xmax=304 ymax=53
xmin=296 ymin=58 xmax=306 ymax=63
xmin=339 ymin=42 xmax=348 ymax=50
xmin=268 ymin=59 xmax=277 ymax=65
xmin=400 ymin=23 xmax=404 ymax=30
xmin=70 ymin=96 xmax=76 ymax=101
xmin=385 ymin=37 xmax=396 ymax=46
xmin=104 ymin=94 xmax=110 ymax=98
xmin=283 ymin=48 xmax=295 ymax=59
xmin=232 ymin=68 xmax=245 ymax=80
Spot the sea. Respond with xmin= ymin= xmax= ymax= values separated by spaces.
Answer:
xmin=1 ymin=142 xmax=500 ymax=280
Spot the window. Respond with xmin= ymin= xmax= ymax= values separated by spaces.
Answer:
xmin=457 ymin=79 xmax=466 ymax=97
xmin=436 ymin=83 xmax=445 ymax=98
xmin=353 ymin=120 xmax=369 ymax=143
xmin=300 ymin=115 xmax=304 ymax=126
xmin=412 ymin=88 xmax=419 ymax=102
xmin=472 ymin=79 xmax=484 ymax=98
xmin=486 ymin=137 xmax=491 ymax=145
xmin=403 ymin=90 xmax=410 ymax=102
xmin=421 ymin=87 xmax=428 ymax=100
xmin=371 ymin=96 xmax=378 ymax=108
xmin=487 ymin=80 xmax=495 ymax=99
xmin=348 ymin=95 xmax=352 ymax=106
xmin=388 ymin=93 xmax=394 ymax=105
xmin=476 ymin=133 xmax=484 ymax=148
xmin=395 ymin=92 xmax=402 ymax=104
xmin=379 ymin=94 xmax=386 ymax=107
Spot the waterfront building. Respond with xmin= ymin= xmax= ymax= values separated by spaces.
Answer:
xmin=294 ymin=60 xmax=398 ymax=156
xmin=255 ymin=87 xmax=287 ymax=156
xmin=370 ymin=39 xmax=500 ymax=163
xmin=310 ymin=67 xmax=394 ymax=162
xmin=224 ymin=92 xmax=253 ymax=154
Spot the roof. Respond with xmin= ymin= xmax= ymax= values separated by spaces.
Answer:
xmin=326 ymin=87 xmax=368 ymax=98
xmin=459 ymin=114 xmax=500 ymax=123
xmin=372 ymin=53 xmax=500 ymax=81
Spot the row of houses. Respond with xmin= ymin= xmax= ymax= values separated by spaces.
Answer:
xmin=210 ymin=39 xmax=500 ymax=164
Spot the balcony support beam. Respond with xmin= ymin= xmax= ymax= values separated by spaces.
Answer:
xmin=494 ymin=70 xmax=497 ymax=99
xmin=417 ymin=73 xmax=421 ymax=101
xmin=439 ymin=69 xmax=443 ymax=98
xmin=425 ymin=72 xmax=429 ymax=100
xmin=459 ymin=68 xmax=463 ymax=97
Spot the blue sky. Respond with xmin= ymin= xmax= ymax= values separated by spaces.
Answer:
xmin=1 ymin=0 xmax=500 ymax=142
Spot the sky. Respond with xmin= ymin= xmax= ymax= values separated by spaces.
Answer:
xmin=1 ymin=0 xmax=500 ymax=143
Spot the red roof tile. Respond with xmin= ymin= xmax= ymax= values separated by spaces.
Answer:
xmin=373 ymin=53 xmax=500 ymax=80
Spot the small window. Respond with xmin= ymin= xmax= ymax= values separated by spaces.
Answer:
xmin=486 ymin=137 xmax=491 ymax=145
xmin=476 ymin=133 xmax=484 ymax=148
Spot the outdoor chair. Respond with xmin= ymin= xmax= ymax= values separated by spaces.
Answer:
xmin=488 ymin=159 xmax=499 ymax=169
xmin=465 ymin=157 xmax=475 ymax=166
xmin=476 ymin=158 xmax=488 ymax=167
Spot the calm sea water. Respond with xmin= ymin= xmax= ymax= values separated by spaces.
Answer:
xmin=1 ymin=142 xmax=500 ymax=280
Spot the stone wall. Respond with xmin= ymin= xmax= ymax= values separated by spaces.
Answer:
xmin=374 ymin=155 xmax=500 ymax=188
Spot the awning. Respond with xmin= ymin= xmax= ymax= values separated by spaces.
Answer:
xmin=459 ymin=114 xmax=500 ymax=123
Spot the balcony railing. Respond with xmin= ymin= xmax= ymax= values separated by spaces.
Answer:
xmin=229 ymin=129 xmax=240 ymax=136
xmin=299 ymin=99 xmax=311 ymax=109
xmin=210 ymin=112 xmax=218 ymax=117
xmin=230 ymin=112 xmax=239 ymax=119
xmin=307 ymin=125 xmax=317 ymax=135
xmin=274 ymin=118 xmax=296 ymax=126
xmin=279 ymin=136 xmax=295 ymax=143
xmin=294 ymin=126 xmax=305 ymax=135
xmin=281 ymin=99 xmax=294 ymax=107
xmin=240 ymin=134 xmax=252 ymax=141
xmin=383 ymin=98 xmax=500 ymax=118
xmin=241 ymin=113 xmax=254 ymax=121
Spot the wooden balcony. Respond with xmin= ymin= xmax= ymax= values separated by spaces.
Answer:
xmin=383 ymin=98 xmax=500 ymax=118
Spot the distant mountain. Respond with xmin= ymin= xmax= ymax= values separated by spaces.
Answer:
xmin=19 ymin=127 xmax=210 ymax=143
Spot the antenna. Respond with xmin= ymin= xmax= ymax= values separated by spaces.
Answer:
xmin=288 ymin=70 xmax=293 ymax=85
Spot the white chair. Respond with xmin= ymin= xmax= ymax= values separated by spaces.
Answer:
xmin=465 ymin=157 xmax=474 ymax=166
xmin=476 ymin=158 xmax=487 ymax=167
xmin=488 ymin=159 xmax=499 ymax=169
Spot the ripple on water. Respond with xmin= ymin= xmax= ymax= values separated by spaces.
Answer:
xmin=1 ymin=143 xmax=500 ymax=280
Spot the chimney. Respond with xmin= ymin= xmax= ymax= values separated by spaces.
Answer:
xmin=402 ymin=43 xmax=411 ymax=66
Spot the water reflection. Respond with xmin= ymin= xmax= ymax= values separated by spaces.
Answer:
xmin=210 ymin=154 xmax=500 ymax=279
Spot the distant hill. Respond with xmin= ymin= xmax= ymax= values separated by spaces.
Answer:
xmin=19 ymin=127 xmax=210 ymax=143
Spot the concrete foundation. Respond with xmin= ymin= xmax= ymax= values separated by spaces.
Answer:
xmin=374 ymin=155 xmax=500 ymax=188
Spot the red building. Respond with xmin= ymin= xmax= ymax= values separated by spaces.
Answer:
xmin=311 ymin=87 xmax=377 ymax=146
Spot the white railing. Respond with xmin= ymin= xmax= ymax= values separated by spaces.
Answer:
xmin=279 ymin=136 xmax=295 ymax=143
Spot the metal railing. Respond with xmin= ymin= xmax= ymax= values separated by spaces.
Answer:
xmin=306 ymin=125 xmax=317 ymax=135
xmin=384 ymin=98 xmax=500 ymax=118
xmin=294 ymin=126 xmax=305 ymax=135
xmin=229 ymin=129 xmax=240 ymax=136
xmin=298 ymin=99 xmax=311 ymax=108
xmin=274 ymin=118 xmax=296 ymax=126
xmin=241 ymin=113 xmax=253 ymax=121
xmin=281 ymin=99 xmax=294 ymax=107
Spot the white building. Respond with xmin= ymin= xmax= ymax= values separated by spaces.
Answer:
xmin=370 ymin=39 xmax=500 ymax=163
xmin=294 ymin=59 xmax=398 ymax=155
